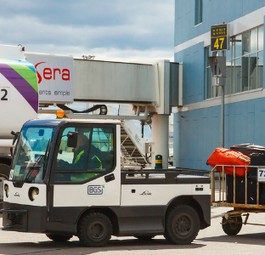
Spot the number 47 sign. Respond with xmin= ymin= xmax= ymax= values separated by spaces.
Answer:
xmin=211 ymin=24 xmax=229 ymax=51
xmin=258 ymin=168 xmax=265 ymax=182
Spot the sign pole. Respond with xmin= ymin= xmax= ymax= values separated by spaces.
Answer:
xmin=210 ymin=23 xmax=229 ymax=147
xmin=220 ymin=53 xmax=225 ymax=148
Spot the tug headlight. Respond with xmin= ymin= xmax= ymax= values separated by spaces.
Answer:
xmin=29 ymin=187 xmax=39 ymax=201
xmin=4 ymin=184 xmax=9 ymax=198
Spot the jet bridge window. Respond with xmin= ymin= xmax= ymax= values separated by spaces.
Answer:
xmin=54 ymin=125 xmax=115 ymax=183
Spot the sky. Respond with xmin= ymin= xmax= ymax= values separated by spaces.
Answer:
xmin=0 ymin=0 xmax=175 ymax=63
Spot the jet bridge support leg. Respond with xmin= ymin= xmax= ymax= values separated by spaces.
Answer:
xmin=151 ymin=114 xmax=169 ymax=168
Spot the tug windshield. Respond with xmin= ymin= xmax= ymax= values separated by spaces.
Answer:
xmin=10 ymin=126 xmax=54 ymax=183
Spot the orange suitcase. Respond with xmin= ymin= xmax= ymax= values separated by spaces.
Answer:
xmin=207 ymin=148 xmax=250 ymax=176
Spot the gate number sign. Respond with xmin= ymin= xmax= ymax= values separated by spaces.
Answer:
xmin=211 ymin=24 xmax=229 ymax=51
xmin=258 ymin=168 xmax=265 ymax=182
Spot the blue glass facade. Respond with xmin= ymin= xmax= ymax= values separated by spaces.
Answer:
xmin=174 ymin=1 xmax=265 ymax=170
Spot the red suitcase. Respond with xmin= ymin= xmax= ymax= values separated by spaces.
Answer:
xmin=207 ymin=148 xmax=250 ymax=176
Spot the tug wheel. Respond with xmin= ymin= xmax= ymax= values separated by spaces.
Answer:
xmin=78 ymin=212 xmax=112 ymax=247
xmin=164 ymin=205 xmax=200 ymax=244
xmin=46 ymin=234 xmax=73 ymax=242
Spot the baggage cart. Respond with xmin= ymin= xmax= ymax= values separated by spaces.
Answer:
xmin=211 ymin=164 xmax=265 ymax=235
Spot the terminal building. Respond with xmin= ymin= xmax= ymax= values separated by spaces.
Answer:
xmin=173 ymin=1 xmax=265 ymax=170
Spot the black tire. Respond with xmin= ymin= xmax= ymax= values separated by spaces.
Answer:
xmin=165 ymin=205 xmax=200 ymax=245
xmin=46 ymin=234 xmax=73 ymax=242
xmin=0 ymin=163 xmax=10 ymax=180
xmin=134 ymin=235 xmax=155 ymax=241
xmin=222 ymin=215 xmax=242 ymax=236
xmin=78 ymin=212 xmax=112 ymax=247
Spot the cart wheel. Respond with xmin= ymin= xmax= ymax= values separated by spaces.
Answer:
xmin=222 ymin=215 xmax=242 ymax=236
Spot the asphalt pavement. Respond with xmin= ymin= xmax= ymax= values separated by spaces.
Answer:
xmin=0 ymin=206 xmax=264 ymax=255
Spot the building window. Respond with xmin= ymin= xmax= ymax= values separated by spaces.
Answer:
xmin=195 ymin=0 xmax=203 ymax=25
xmin=205 ymin=25 xmax=264 ymax=98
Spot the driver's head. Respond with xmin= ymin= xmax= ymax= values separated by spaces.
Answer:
xmin=76 ymin=134 xmax=89 ymax=148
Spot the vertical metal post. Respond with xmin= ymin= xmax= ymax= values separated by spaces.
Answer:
xmin=220 ymin=50 xmax=226 ymax=148
xmin=209 ymin=53 xmax=226 ymax=147
xmin=220 ymin=83 xmax=225 ymax=148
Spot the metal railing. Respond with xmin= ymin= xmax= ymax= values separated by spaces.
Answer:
xmin=211 ymin=164 xmax=265 ymax=209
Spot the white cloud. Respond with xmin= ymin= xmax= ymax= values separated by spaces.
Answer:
xmin=0 ymin=0 xmax=175 ymax=63
xmin=79 ymin=47 xmax=174 ymax=63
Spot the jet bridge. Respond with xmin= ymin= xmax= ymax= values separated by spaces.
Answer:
xmin=73 ymin=59 xmax=181 ymax=115
xmin=30 ymin=53 xmax=181 ymax=168
xmin=72 ymin=59 xmax=181 ymax=168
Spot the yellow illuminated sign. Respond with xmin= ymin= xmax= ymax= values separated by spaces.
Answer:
xmin=211 ymin=24 xmax=229 ymax=51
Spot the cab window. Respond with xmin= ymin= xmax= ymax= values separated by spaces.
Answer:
xmin=53 ymin=125 xmax=115 ymax=183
